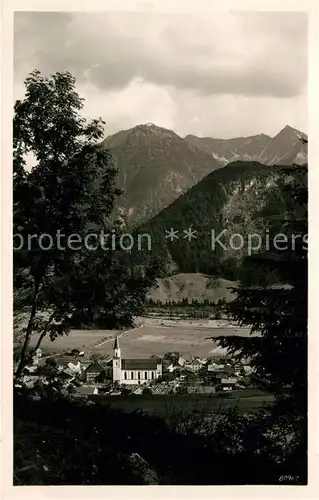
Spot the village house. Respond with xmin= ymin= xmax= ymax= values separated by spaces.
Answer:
xmin=84 ymin=360 xmax=106 ymax=383
xmin=206 ymin=371 xmax=224 ymax=385
xmin=242 ymin=364 xmax=253 ymax=374
xmin=112 ymin=337 xmax=162 ymax=385
xmin=186 ymin=357 xmax=205 ymax=372
xmin=187 ymin=385 xmax=216 ymax=395
xmin=64 ymin=361 xmax=82 ymax=376
xmin=207 ymin=362 xmax=226 ymax=372
xmin=75 ymin=386 xmax=99 ymax=397
xmin=177 ymin=356 xmax=186 ymax=367
xmin=220 ymin=377 xmax=238 ymax=391
xmin=167 ymin=363 xmax=175 ymax=373
xmin=21 ymin=363 xmax=77 ymax=390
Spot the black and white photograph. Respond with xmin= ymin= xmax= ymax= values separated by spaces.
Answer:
xmin=9 ymin=5 xmax=308 ymax=488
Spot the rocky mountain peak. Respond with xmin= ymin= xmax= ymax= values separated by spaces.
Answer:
xmin=278 ymin=124 xmax=304 ymax=138
xmin=130 ymin=123 xmax=181 ymax=140
xmin=102 ymin=123 xmax=221 ymax=224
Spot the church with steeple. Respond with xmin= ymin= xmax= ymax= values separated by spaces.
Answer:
xmin=112 ymin=336 xmax=162 ymax=385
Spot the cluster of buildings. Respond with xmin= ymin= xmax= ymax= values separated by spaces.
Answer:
xmin=17 ymin=336 xmax=253 ymax=397
xmin=18 ymin=337 xmax=163 ymax=395
xmin=161 ymin=352 xmax=253 ymax=393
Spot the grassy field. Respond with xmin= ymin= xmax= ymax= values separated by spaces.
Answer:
xmin=29 ymin=317 xmax=254 ymax=359
xmin=87 ymin=390 xmax=273 ymax=417
xmin=29 ymin=330 xmax=115 ymax=354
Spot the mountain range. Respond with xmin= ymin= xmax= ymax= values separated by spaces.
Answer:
xmin=103 ymin=123 xmax=307 ymax=224
xmin=185 ymin=125 xmax=307 ymax=166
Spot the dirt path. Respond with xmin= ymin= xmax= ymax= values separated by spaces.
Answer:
xmin=94 ymin=325 xmax=144 ymax=348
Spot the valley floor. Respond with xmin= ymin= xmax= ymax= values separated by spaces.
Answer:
xmin=29 ymin=316 xmax=254 ymax=359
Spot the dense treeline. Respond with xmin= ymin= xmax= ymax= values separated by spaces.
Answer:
xmin=146 ymin=297 xmax=226 ymax=307
xmin=145 ymin=297 xmax=226 ymax=319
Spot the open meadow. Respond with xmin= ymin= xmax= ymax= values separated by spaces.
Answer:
xmin=29 ymin=317 xmax=254 ymax=359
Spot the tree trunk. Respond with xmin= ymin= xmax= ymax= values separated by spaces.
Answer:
xmin=15 ymin=280 xmax=40 ymax=378
xmin=29 ymin=311 xmax=55 ymax=355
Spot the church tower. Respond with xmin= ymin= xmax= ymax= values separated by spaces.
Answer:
xmin=112 ymin=335 xmax=122 ymax=383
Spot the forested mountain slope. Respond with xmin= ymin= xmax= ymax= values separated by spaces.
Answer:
xmin=134 ymin=161 xmax=294 ymax=281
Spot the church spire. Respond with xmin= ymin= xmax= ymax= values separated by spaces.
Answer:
xmin=113 ymin=335 xmax=119 ymax=350
xmin=112 ymin=335 xmax=121 ymax=383
xmin=113 ymin=335 xmax=121 ymax=360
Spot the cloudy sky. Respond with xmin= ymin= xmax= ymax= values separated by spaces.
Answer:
xmin=14 ymin=11 xmax=308 ymax=139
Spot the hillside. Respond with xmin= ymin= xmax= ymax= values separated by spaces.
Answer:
xmin=102 ymin=123 xmax=221 ymax=224
xmin=185 ymin=125 xmax=307 ymax=166
xmin=134 ymin=161 xmax=294 ymax=280
xmin=147 ymin=273 xmax=237 ymax=303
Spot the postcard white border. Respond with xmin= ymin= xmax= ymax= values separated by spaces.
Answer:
xmin=1 ymin=1 xmax=318 ymax=499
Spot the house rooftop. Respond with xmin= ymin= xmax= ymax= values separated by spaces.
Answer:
xmin=55 ymin=355 xmax=83 ymax=366
xmin=121 ymin=358 xmax=161 ymax=370
xmin=85 ymin=361 xmax=105 ymax=373
xmin=189 ymin=358 xmax=204 ymax=365
xmin=55 ymin=371 xmax=74 ymax=380
xmin=76 ymin=386 xmax=98 ymax=395
xmin=221 ymin=377 xmax=237 ymax=384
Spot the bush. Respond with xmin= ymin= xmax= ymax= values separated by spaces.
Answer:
xmin=214 ymin=310 xmax=222 ymax=320
xmin=142 ymin=387 xmax=152 ymax=396
xmin=14 ymin=389 xmax=307 ymax=485
xmin=45 ymin=357 xmax=57 ymax=367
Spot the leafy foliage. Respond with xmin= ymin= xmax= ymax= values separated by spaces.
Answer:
xmin=217 ymin=162 xmax=307 ymax=479
xmin=13 ymin=71 xmax=162 ymax=376
xmin=14 ymin=389 xmax=306 ymax=485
